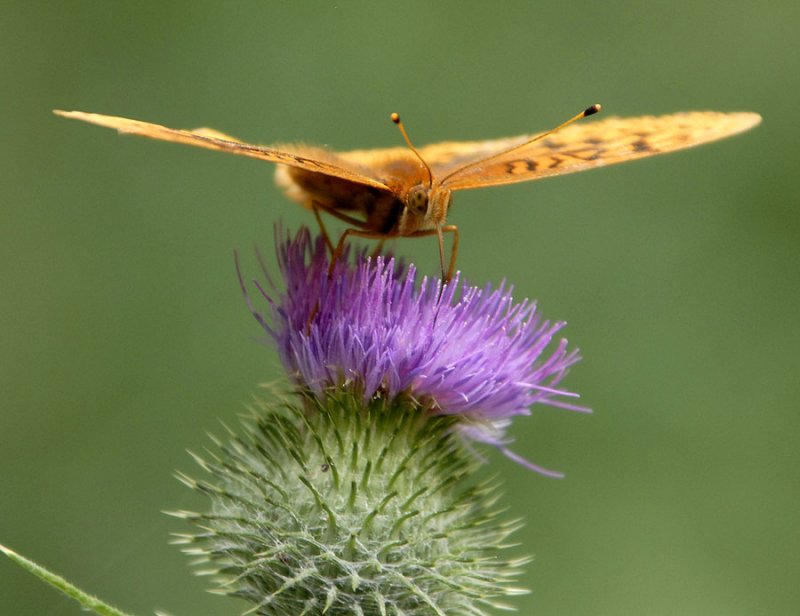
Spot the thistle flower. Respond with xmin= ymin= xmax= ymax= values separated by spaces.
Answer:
xmin=243 ymin=226 xmax=589 ymax=477
xmin=170 ymin=226 xmax=589 ymax=616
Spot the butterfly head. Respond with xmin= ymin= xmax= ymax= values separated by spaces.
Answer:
xmin=399 ymin=184 xmax=451 ymax=235
xmin=406 ymin=184 xmax=429 ymax=216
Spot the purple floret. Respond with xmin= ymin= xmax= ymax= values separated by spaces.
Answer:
xmin=240 ymin=227 xmax=590 ymax=476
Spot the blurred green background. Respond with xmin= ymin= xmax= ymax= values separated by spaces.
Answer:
xmin=2 ymin=2 xmax=798 ymax=614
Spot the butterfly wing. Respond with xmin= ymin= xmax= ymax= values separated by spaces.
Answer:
xmin=53 ymin=110 xmax=392 ymax=192
xmin=435 ymin=111 xmax=762 ymax=192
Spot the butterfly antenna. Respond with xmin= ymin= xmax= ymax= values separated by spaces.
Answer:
xmin=439 ymin=103 xmax=602 ymax=184
xmin=391 ymin=113 xmax=434 ymax=187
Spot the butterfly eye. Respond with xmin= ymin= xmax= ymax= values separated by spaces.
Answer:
xmin=406 ymin=185 xmax=429 ymax=216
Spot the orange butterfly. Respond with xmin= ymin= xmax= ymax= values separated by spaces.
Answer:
xmin=54 ymin=106 xmax=760 ymax=278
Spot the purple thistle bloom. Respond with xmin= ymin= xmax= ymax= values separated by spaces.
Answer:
xmin=240 ymin=226 xmax=590 ymax=477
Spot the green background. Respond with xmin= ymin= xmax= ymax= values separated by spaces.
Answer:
xmin=2 ymin=2 xmax=798 ymax=614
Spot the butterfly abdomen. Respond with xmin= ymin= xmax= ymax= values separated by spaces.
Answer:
xmin=275 ymin=165 xmax=405 ymax=234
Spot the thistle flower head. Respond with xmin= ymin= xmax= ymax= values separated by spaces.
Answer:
xmin=241 ymin=226 xmax=589 ymax=476
xmin=173 ymin=226 xmax=590 ymax=615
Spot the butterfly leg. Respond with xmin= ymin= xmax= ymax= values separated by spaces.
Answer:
xmin=406 ymin=225 xmax=460 ymax=283
xmin=310 ymin=201 xmax=335 ymax=254
xmin=309 ymin=200 xmax=372 ymax=256
xmin=442 ymin=224 xmax=459 ymax=283
xmin=329 ymin=228 xmax=390 ymax=277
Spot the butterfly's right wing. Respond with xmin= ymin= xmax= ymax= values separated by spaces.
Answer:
xmin=53 ymin=110 xmax=392 ymax=192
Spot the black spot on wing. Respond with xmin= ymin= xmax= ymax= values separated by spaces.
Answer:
xmin=631 ymin=138 xmax=654 ymax=153
xmin=506 ymin=159 xmax=539 ymax=174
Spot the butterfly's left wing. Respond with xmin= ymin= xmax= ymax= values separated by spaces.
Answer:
xmin=53 ymin=110 xmax=393 ymax=192
xmin=434 ymin=111 xmax=761 ymax=192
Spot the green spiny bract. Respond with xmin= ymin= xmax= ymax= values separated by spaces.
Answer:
xmin=171 ymin=389 xmax=529 ymax=615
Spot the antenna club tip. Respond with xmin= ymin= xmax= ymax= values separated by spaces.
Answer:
xmin=585 ymin=103 xmax=602 ymax=116
xmin=390 ymin=112 xmax=400 ymax=124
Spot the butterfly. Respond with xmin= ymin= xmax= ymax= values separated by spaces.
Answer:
xmin=54 ymin=106 xmax=761 ymax=279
